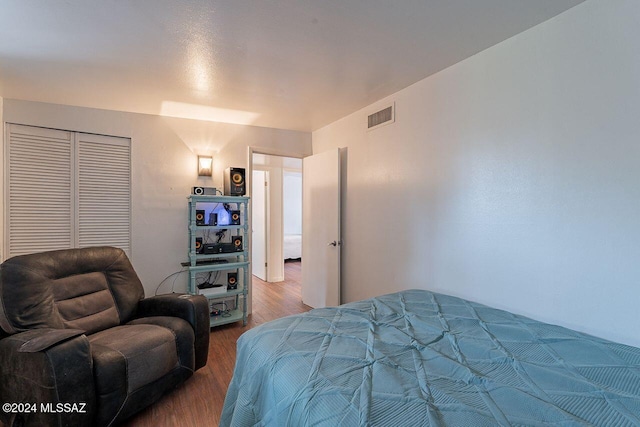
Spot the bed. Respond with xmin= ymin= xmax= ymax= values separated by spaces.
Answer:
xmin=283 ymin=233 xmax=301 ymax=260
xmin=221 ymin=290 xmax=640 ymax=426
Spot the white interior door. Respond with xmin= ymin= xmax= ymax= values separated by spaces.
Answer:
xmin=302 ymin=148 xmax=341 ymax=308
xmin=252 ymin=170 xmax=267 ymax=280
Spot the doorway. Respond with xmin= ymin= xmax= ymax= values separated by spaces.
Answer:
xmin=250 ymin=152 xmax=302 ymax=285
xmin=248 ymin=147 xmax=342 ymax=311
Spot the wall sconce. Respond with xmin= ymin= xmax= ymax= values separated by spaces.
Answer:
xmin=197 ymin=155 xmax=213 ymax=176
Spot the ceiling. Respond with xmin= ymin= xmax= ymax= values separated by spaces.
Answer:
xmin=0 ymin=0 xmax=585 ymax=132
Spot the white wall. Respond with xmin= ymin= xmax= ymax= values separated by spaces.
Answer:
xmin=313 ymin=0 xmax=640 ymax=347
xmin=283 ymin=171 xmax=302 ymax=235
xmin=2 ymin=99 xmax=311 ymax=298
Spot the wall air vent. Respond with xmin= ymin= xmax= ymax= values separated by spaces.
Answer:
xmin=367 ymin=103 xmax=395 ymax=131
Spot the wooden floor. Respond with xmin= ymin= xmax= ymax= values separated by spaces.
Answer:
xmin=123 ymin=261 xmax=309 ymax=427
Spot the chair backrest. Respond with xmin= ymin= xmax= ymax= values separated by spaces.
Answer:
xmin=0 ymin=247 xmax=144 ymax=335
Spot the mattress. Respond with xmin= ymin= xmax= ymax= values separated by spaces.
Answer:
xmin=221 ymin=290 xmax=640 ymax=426
xmin=283 ymin=234 xmax=301 ymax=260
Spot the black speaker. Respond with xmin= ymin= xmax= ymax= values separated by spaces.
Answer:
xmin=227 ymin=272 xmax=238 ymax=290
xmin=230 ymin=210 xmax=241 ymax=225
xmin=209 ymin=212 xmax=218 ymax=226
xmin=232 ymin=235 xmax=243 ymax=252
xmin=224 ymin=167 xmax=246 ymax=196
xmin=195 ymin=237 xmax=203 ymax=254
xmin=195 ymin=210 xmax=206 ymax=226
xmin=192 ymin=186 xmax=217 ymax=196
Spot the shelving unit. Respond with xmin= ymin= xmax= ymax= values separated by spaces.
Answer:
xmin=186 ymin=195 xmax=250 ymax=327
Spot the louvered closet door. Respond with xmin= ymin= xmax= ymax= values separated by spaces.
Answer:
xmin=77 ymin=133 xmax=131 ymax=255
xmin=7 ymin=124 xmax=74 ymax=256
xmin=5 ymin=124 xmax=131 ymax=259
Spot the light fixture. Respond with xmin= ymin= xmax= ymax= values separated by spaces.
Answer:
xmin=197 ymin=155 xmax=213 ymax=176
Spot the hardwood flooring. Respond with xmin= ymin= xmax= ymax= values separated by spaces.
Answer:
xmin=122 ymin=261 xmax=309 ymax=427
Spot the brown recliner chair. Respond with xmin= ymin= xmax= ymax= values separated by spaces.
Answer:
xmin=0 ymin=246 xmax=210 ymax=427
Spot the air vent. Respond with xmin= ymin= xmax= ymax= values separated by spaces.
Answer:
xmin=367 ymin=104 xmax=394 ymax=130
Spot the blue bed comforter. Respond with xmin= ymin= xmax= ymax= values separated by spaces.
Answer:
xmin=221 ymin=290 xmax=640 ymax=426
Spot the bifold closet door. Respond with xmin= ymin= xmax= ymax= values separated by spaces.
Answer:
xmin=77 ymin=132 xmax=131 ymax=255
xmin=5 ymin=124 xmax=131 ymax=258
xmin=6 ymin=124 xmax=74 ymax=256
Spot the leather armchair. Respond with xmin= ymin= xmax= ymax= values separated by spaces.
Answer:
xmin=0 ymin=247 xmax=210 ymax=427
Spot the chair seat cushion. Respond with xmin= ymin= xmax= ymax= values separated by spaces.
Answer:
xmin=87 ymin=317 xmax=195 ymax=426
xmin=128 ymin=316 xmax=195 ymax=370
xmin=89 ymin=323 xmax=180 ymax=395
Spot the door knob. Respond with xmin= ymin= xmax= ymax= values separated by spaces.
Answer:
xmin=327 ymin=241 xmax=337 ymax=247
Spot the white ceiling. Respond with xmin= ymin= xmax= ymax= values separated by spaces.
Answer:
xmin=0 ymin=0 xmax=585 ymax=132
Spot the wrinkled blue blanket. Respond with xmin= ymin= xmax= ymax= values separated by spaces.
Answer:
xmin=221 ymin=290 xmax=640 ymax=426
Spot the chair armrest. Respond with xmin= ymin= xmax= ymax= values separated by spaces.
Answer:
xmin=16 ymin=328 xmax=85 ymax=352
xmin=137 ymin=294 xmax=210 ymax=370
xmin=0 ymin=329 xmax=95 ymax=427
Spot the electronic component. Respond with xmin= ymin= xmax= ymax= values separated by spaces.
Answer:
xmin=195 ymin=210 xmax=206 ymax=226
xmin=227 ymin=272 xmax=238 ymax=290
xmin=230 ymin=210 xmax=241 ymax=225
xmin=209 ymin=212 xmax=218 ymax=226
xmin=193 ymin=186 xmax=217 ymax=195
xmin=224 ymin=167 xmax=246 ymax=196
xmin=202 ymin=239 xmax=242 ymax=254
xmin=197 ymin=283 xmax=223 ymax=290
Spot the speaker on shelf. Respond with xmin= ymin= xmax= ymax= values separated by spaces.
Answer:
xmin=209 ymin=212 xmax=218 ymax=226
xmin=230 ymin=210 xmax=241 ymax=225
xmin=195 ymin=210 xmax=206 ymax=226
xmin=232 ymin=235 xmax=243 ymax=252
xmin=195 ymin=237 xmax=203 ymax=254
xmin=227 ymin=272 xmax=238 ymax=290
xmin=192 ymin=186 xmax=217 ymax=196
xmin=224 ymin=167 xmax=246 ymax=196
